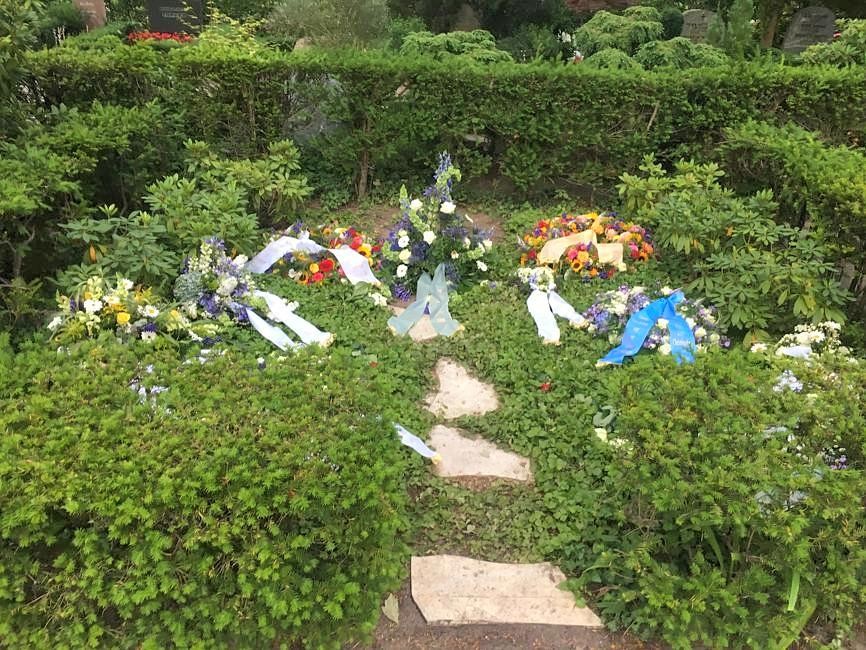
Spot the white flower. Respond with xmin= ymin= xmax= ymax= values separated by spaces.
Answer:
xmin=440 ymin=201 xmax=456 ymax=214
xmin=750 ymin=342 xmax=768 ymax=353
xmin=476 ymin=261 xmax=488 ymax=272
xmin=47 ymin=316 xmax=63 ymax=331
xmin=396 ymin=264 xmax=408 ymax=278
xmin=120 ymin=279 xmax=134 ymax=291
xmin=398 ymin=229 xmax=408 ymax=237
xmin=482 ymin=239 xmax=493 ymax=250
xmin=463 ymin=237 xmax=471 ymax=249
xmin=694 ymin=326 xmax=707 ymax=339
xmin=656 ymin=318 xmax=669 ymax=330
xmin=83 ymin=299 xmax=103 ymax=314
xmin=423 ymin=230 xmax=436 ymax=244
xmin=617 ymin=262 xmax=628 ymax=272
xmin=594 ymin=428 xmax=609 ymax=442
xmin=105 ymin=294 xmax=122 ymax=308
xmin=660 ymin=286 xmax=674 ymax=296
xmin=709 ymin=332 xmax=720 ymax=344
xmin=450 ymin=250 xmax=460 ymax=260
xmin=659 ymin=343 xmax=672 ymax=355
xmin=686 ymin=317 xmax=696 ymax=329
xmin=409 ymin=199 xmax=423 ymax=211
xmin=216 ymin=276 xmax=238 ymax=296
xmin=233 ymin=254 xmax=248 ymax=267
xmin=612 ymin=302 xmax=627 ymax=316
xmin=141 ymin=331 xmax=157 ymax=343
xmin=142 ymin=305 xmax=160 ymax=318
xmin=370 ymin=292 xmax=388 ymax=307
xmin=398 ymin=235 xmax=410 ymax=248
xmin=398 ymin=249 xmax=411 ymax=263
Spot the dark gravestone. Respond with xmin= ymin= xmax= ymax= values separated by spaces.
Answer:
xmin=783 ymin=6 xmax=836 ymax=54
xmin=73 ymin=0 xmax=106 ymax=29
xmin=681 ymin=9 xmax=716 ymax=43
xmin=147 ymin=0 xmax=204 ymax=33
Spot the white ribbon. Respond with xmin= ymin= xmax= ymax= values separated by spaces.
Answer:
xmin=526 ymin=289 xmax=585 ymax=345
xmin=394 ymin=424 xmax=441 ymax=463
xmin=247 ymin=234 xmax=380 ymax=285
xmin=254 ymin=290 xmax=333 ymax=347
xmin=246 ymin=309 xmax=300 ymax=351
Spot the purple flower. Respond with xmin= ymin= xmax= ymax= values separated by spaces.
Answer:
xmin=392 ymin=283 xmax=413 ymax=302
xmin=204 ymin=236 xmax=226 ymax=250
xmin=142 ymin=322 xmax=157 ymax=333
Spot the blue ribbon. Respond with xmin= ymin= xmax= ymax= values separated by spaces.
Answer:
xmin=599 ymin=290 xmax=696 ymax=365
xmin=388 ymin=264 xmax=461 ymax=337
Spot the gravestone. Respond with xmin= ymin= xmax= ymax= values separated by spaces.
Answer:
xmin=681 ymin=9 xmax=716 ymax=43
xmin=146 ymin=0 xmax=204 ymax=33
xmin=783 ymin=6 xmax=836 ymax=54
xmin=73 ymin=0 xmax=106 ymax=29
xmin=452 ymin=3 xmax=481 ymax=31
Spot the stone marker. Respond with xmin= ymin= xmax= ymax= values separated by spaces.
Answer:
xmin=452 ymin=3 xmax=481 ymax=31
xmin=147 ymin=0 xmax=204 ymax=33
xmin=73 ymin=0 xmax=106 ymax=29
xmin=411 ymin=555 xmax=603 ymax=626
xmin=428 ymin=425 xmax=532 ymax=482
xmin=389 ymin=306 xmax=438 ymax=342
xmin=424 ymin=359 xmax=499 ymax=419
xmin=681 ymin=9 xmax=716 ymax=43
xmin=783 ymin=6 xmax=836 ymax=54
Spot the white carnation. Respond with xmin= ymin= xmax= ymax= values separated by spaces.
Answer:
xmin=440 ymin=201 xmax=456 ymax=214
xmin=83 ymin=299 xmax=103 ymax=314
xmin=398 ymin=235 xmax=410 ymax=248
xmin=398 ymin=249 xmax=411 ymax=263
xmin=409 ymin=199 xmax=423 ymax=211
xmin=396 ymin=264 xmax=408 ymax=278
xmin=423 ymin=230 xmax=436 ymax=244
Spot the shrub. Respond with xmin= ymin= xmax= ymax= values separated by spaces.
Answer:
xmin=618 ymin=156 xmax=850 ymax=335
xmin=266 ymin=0 xmax=390 ymax=47
xmin=0 ymin=341 xmax=409 ymax=648
xmin=706 ymin=0 xmax=756 ymax=59
xmin=36 ymin=0 xmax=85 ymax=47
xmin=574 ymin=349 xmax=866 ymax=649
xmin=659 ymin=5 xmax=683 ymax=39
xmin=572 ymin=8 xmax=664 ymax=56
xmin=802 ymin=18 xmax=866 ymax=66
xmin=497 ymin=24 xmax=571 ymax=62
xmin=634 ymin=37 xmax=729 ymax=70
xmin=583 ymin=48 xmax=644 ymax=70
xmin=400 ymin=30 xmax=513 ymax=63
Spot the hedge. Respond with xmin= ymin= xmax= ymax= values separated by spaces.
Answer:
xmin=0 ymin=341 xmax=408 ymax=648
xmin=20 ymin=41 xmax=866 ymax=197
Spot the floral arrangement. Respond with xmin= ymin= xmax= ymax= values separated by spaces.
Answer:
xmin=128 ymin=31 xmax=194 ymax=44
xmin=48 ymin=275 xmax=199 ymax=343
xmin=174 ymin=238 xmax=261 ymax=323
xmin=579 ymin=285 xmax=729 ymax=353
xmin=382 ymin=153 xmax=492 ymax=300
xmin=268 ymin=222 xmax=383 ymax=285
xmin=519 ymin=212 xmax=654 ymax=281
xmin=750 ymin=321 xmax=852 ymax=359
xmin=516 ymin=266 xmax=557 ymax=293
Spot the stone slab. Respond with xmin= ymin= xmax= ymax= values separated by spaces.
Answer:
xmin=424 ymin=359 xmax=499 ymax=419
xmin=429 ymin=425 xmax=531 ymax=482
xmin=390 ymin=306 xmax=438 ymax=342
xmin=681 ymin=9 xmax=716 ymax=43
xmin=411 ymin=555 xmax=603 ymax=627
xmin=783 ymin=6 xmax=836 ymax=54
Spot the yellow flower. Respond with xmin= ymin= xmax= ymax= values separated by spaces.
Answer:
xmin=577 ymin=251 xmax=590 ymax=264
xmin=358 ymin=244 xmax=372 ymax=258
xmin=116 ymin=312 xmax=131 ymax=325
xmin=309 ymin=263 xmax=320 ymax=273
xmin=84 ymin=291 xmax=93 ymax=300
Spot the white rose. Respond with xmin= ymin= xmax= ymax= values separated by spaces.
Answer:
xmin=398 ymin=235 xmax=410 ymax=249
xmin=409 ymin=199 xmax=423 ymax=211
xmin=440 ymin=201 xmax=456 ymax=214
xmin=398 ymin=229 xmax=408 ymax=237
xmin=482 ymin=239 xmax=493 ymax=250
xmin=83 ymin=299 xmax=103 ymax=314
xmin=398 ymin=249 xmax=411 ymax=263
xmin=423 ymin=230 xmax=436 ymax=244
xmin=612 ymin=303 xmax=627 ymax=316
xmin=476 ymin=261 xmax=488 ymax=272
xmin=233 ymin=254 xmax=248 ymax=267
xmin=694 ymin=326 xmax=707 ymax=339
xmin=659 ymin=343 xmax=672 ymax=355
xmin=396 ymin=264 xmax=408 ymax=278
xmin=451 ymin=251 xmax=459 ymax=260
xmin=656 ymin=318 xmax=669 ymax=329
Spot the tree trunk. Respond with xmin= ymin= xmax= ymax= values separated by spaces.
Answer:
xmin=760 ymin=4 xmax=783 ymax=48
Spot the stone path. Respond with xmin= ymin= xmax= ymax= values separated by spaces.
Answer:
xmin=396 ymin=358 xmax=602 ymax=634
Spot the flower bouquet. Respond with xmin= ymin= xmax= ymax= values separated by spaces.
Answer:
xmin=48 ymin=275 xmax=201 ymax=343
xmin=382 ymin=153 xmax=492 ymax=299
xmin=519 ymin=212 xmax=654 ymax=281
xmin=265 ymin=222 xmax=383 ymax=286
xmin=751 ymin=322 xmax=851 ymax=359
xmin=580 ymin=285 xmax=729 ymax=353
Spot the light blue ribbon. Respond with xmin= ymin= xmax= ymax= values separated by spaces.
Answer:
xmin=600 ymin=290 xmax=696 ymax=365
xmin=388 ymin=264 xmax=461 ymax=337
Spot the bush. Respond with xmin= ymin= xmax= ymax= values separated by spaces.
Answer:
xmin=36 ymin=1 xmax=86 ymax=47
xmin=659 ymin=5 xmax=683 ymax=39
xmin=574 ymin=350 xmax=866 ymax=648
xmin=583 ymin=48 xmax=644 ymax=70
xmin=634 ymin=37 xmax=729 ymax=70
xmin=0 ymin=341 xmax=409 ymax=648
xmin=618 ymin=157 xmax=850 ymax=335
xmin=400 ymin=30 xmax=513 ymax=63
xmin=266 ymin=0 xmax=390 ymax=47
xmin=572 ymin=8 xmax=664 ymax=56
xmin=497 ymin=24 xmax=570 ymax=63
xmin=802 ymin=19 xmax=866 ymax=66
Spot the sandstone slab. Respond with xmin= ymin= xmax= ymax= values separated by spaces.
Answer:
xmin=424 ymin=359 xmax=499 ymax=419
xmin=411 ymin=555 xmax=603 ymax=627
xmin=429 ymin=425 xmax=531 ymax=482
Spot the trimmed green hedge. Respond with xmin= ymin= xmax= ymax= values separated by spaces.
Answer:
xmin=0 ymin=341 xmax=408 ymax=648
xmin=21 ymin=41 xmax=866 ymax=196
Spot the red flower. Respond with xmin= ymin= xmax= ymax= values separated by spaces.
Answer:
xmin=311 ymin=272 xmax=325 ymax=283
xmin=350 ymin=235 xmax=363 ymax=250
xmin=527 ymin=249 xmax=537 ymax=260
xmin=539 ymin=381 xmax=552 ymax=392
xmin=319 ymin=258 xmax=335 ymax=273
